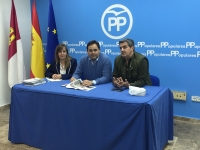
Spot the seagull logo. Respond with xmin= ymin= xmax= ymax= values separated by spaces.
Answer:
xmin=101 ymin=4 xmax=133 ymax=39
xmin=106 ymin=10 xmax=126 ymax=16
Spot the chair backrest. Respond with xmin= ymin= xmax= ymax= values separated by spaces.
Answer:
xmin=150 ymin=75 xmax=160 ymax=86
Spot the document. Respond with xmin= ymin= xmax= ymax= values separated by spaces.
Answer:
xmin=66 ymin=79 xmax=96 ymax=91
xmin=46 ymin=77 xmax=62 ymax=82
xmin=22 ymin=78 xmax=46 ymax=86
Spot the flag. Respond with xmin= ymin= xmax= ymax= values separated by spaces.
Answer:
xmin=30 ymin=0 xmax=45 ymax=78
xmin=46 ymin=0 xmax=59 ymax=68
xmin=8 ymin=0 xmax=26 ymax=88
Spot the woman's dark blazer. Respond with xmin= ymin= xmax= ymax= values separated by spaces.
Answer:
xmin=45 ymin=58 xmax=77 ymax=80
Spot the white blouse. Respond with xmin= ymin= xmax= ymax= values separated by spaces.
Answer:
xmin=60 ymin=63 xmax=66 ymax=74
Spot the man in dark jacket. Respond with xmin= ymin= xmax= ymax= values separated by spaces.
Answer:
xmin=113 ymin=38 xmax=152 ymax=88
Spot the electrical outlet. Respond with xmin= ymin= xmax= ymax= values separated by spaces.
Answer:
xmin=191 ymin=96 xmax=200 ymax=102
xmin=172 ymin=91 xmax=186 ymax=101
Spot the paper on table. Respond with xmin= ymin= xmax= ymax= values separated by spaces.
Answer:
xmin=22 ymin=78 xmax=46 ymax=86
xmin=23 ymin=78 xmax=40 ymax=83
xmin=66 ymin=79 xmax=96 ymax=91
xmin=46 ymin=78 xmax=62 ymax=82
xmin=66 ymin=84 xmax=96 ymax=91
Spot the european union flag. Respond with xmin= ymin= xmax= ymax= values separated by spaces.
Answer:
xmin=46 ymin=0 xmax=59 ymax=68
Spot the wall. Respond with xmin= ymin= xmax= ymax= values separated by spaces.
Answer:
xmin=34 ymin=0 xmax=200 ymax=119
xmin=0 ymin=0 xmax=31 ymax=106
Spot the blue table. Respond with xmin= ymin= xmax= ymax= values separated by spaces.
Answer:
xmin=9 ymin=81 xmax=173 ymax=150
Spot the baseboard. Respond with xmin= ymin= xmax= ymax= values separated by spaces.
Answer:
xmin=174 ymin=116 xmax=200 ymax=123
xmin=0 ymin=104 xmax=10 ymax=112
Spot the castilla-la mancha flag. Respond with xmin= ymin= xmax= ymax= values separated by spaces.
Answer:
xmin=8 ymin=0 xmax=26 ymax=88
xmin=30 ymin=0 xmax=45 ymax=78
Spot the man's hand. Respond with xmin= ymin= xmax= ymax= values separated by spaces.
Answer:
xmin=123 ymin=79 xmax=130 ymax=88
xmin=113 ymin=77 xmax=118 ymax=87
xmin=70 ymin=77 xmax=76 ymax=82
xmin=113 ymin=77 xmax=129 ymax=88
xmin=82 ymin=80 xmax=92 ymax=87
xmin=113 ymin=77 xmax=123 ymax=88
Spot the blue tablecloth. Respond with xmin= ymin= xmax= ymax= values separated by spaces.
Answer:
xmin=9 ymin=81 xmax=173 ymax=150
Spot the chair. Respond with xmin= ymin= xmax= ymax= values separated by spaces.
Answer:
xmin=150 ymin=75 xmax=160 ymax=86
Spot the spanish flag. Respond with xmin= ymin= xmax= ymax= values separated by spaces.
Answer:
xmin=8 ymin=0 xmax=26 ymax=88
xmin=30 ymin=0 xmax=45 ymax=78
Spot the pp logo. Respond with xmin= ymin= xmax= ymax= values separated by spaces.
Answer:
xmin=171 ymin=51 xmax=179 ymax=56
xmin=186 ymin=42 xmax=195 ymax=48
xmin=79 ymin=41 xmax=86 ymax=46
xmin=147 ymin=50 xmax=155 ymax=56
xmin=62 ymin=41 xmax=68 ymax=45
xmin=99 ymin=41 xmax=103 ymax=47
xmin=138 ymin=42 xmax=145 ymax=47
xmin=69 ymin=48 xmax=75 ymax=53
xmin=101 ymin=4 xmax=133 ymax=39
xmin=197 ymin=51 xmax=200 ymax=57
xmin=105 ymin=49 xmax=112 ymax=55
xmin=160 ymin=42 xmax=169 ymax=48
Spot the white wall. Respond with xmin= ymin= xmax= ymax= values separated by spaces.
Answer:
xmin=0 ymin=0 xmax=31 ymax=106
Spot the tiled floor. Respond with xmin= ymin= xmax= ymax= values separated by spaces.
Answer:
xmin=173 ymin=117 xmax=200 ymax=150
xmin=0 ymin=105 xmax=200 ymax=150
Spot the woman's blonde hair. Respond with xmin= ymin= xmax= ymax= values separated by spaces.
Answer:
xmin=55 ymin=44 xmax=71 ymax=69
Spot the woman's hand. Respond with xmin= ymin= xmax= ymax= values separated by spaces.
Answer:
xmin=52 ymin=74 xmax=62 ymax=79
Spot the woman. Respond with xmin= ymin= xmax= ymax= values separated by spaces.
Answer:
xmin=45 ymin=44 xmax=77 ymax=80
